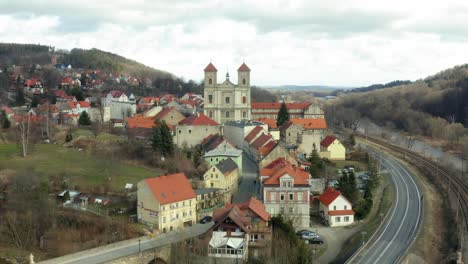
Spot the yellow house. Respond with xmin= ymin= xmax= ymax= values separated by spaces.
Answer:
xmin=137 ymin=173 xmax=197 ymax=233
xmin=320 ymin=135 xmax=346 ymax=160
xmin=203 ymin=158 xmax=239 ymax=193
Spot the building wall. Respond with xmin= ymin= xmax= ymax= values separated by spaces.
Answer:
xmin=281 ymin=124 xmax=303 ymax=145
xmin=159 ymin=109 xmax=186 ymax=127
xmin=298 ymin=133 xmax=323 ymax=155
xmin=263 ymin=187 xmax=310 ymax=228
xmin=175 ymin=125 xmax=221 ymax=148
xmin=223 ymin=123 xmax=268 ymax=150
xmin=325 ymin=140 xmax=346 ymax=160
xmin=258 ymin=145 xmax=297 ymax=169
xmin=109 ymin=101 xmax=136 ymax=120
xmin=204 ymin=154 xmax=243 ymax=175
xmin=137 ymin=181 xmax=160 ymax=227
xmin=144 ymin=106 xmax=163 ymax=117
xmin=320 ymin=195 xmax=354 ymax=227
xmin=269 ymin=129 xmax=280 ymax=141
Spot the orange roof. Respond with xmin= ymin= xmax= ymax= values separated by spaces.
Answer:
xmin=140 ymin=97 xmax=160 ymax=104
xmin=258 ymin=141 xmax=277 ymax=156
xmin=328 ymin=210 xmax=355 ymax=216
xmin=262 ymin=158 xmax=310 ymax=186
xmin=144 ymin=173 xmax=196 ymax=205
xmin=62 ymin=77 xmax=73 ymax=84
xmin=244 ymin=126 xmax=263 ymax=143
xmin=178 ymin=113 xmax=218 ymax=126
xmin=204 ymin=62 xmax=217 ymax=72
xmin=319 ymin=188 xmax=345 ymax=206
xmin=68 ymin=101 xmax=90 ymax=109
xmin=239 ymin=197 xmax=269 ymax=221
xmin=126 ymin=115 xmax=174 ymax=131
xmin=238 ymin=63 xmax=251 ymax=72
xmin=251 ymin=133 xmax=273 ymax=149
xmin=283 ymin=118 xmax=327 ymax=130
xmin=251 ymin=102 xmax=311 ymax=110
xmin=321 ymin=135 xmax=337 ymax=148
xmin=254 ymin=118 xmax=278 ymax=129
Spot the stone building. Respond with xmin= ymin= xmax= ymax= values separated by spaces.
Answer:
xmin=203 ymin=62 xmax=251 ymax=124
xmin=251 ymin=102 xmax=324 ymax=120
xmin=175 ymin=113 xmax=220 ymax=148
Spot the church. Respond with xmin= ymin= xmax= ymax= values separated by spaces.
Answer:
xmin=203 ymin=62 xmax=252 ymax=124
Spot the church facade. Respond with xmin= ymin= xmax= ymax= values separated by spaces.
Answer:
xmin=203 ymin=62 xmax=251 ymax=124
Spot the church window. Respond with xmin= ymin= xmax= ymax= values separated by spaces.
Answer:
xmin=209 ymin=78 xmax=212 ymax=85
xmin=242 ymin=96 xmax=246 ymax=104
xmin=226 ymin=111 xmax=230 ymax=118
xmin=225 ymin=97 xmax=230 ymax=104
xmin=208 ymin=95 xmax=213 ymax=103
xmin=209 ymin=111 xmax=213 ymax=118
xmin=243 ymin=111 xmax=247 ymax=118
xmin=242 ymin=78 xmax=246 ymax=85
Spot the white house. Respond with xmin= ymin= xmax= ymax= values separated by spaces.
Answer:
xmin=318 ymin=188 xmax=354 ymax=227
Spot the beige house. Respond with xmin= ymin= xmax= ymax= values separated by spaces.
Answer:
xmin=203 ymin=158 xmax=239 ymax=201
xmin=175 ymin=113 xmax=221 ymax=148
xmin=319 ymin=188 xmax=354 ymax=227
xmin=153 ymin=106 xmax=185 ymax=127
xmin=280 ymin=118 xmax=328 ymax=155
xmin=195 ymin=188 xmax=224 ymax=220
xmin=320 ymin=135 xmax=346 ymax=160
xmin=137 ymin=173 xmax=196 ymax=233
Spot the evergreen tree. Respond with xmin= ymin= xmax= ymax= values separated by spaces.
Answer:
xmin=159 ymin=120 xmax=174 ymax=155
xmin=16 ymin=89 xmax=25 ymax=106
xmin=71 ymin=86 xmax=84 ymax=101
xmin=276 ymin=101 xmax=290 ymax=127
xmin=31 ymin=96 xmax=39 ymax=108
xmin=337 ymin=171 xmax=359 ymax=205
xmin=151 ymin=126 xmax=162 ymax=152
xmin=308 ymin=144 xmax=323 ymax=177
xmin=0 ymin=110 xmax=10 ymax=129
xmin=367 ymin=161 xmax=380 ymax=190
xmin=78 ymin=111 xmax=91 ymax=126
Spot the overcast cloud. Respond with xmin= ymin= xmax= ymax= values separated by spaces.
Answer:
xmin=0 ymin=0 xmax=467 ymax=86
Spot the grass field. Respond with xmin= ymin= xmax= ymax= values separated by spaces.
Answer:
xmin=0 ymin=143 xmax=160 ymax=192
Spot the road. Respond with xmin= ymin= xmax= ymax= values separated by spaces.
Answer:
xmin=232 ymin=153 xmax=259 ymax=203
xmin=39 ymin=222 xmax=213 ymax=264
xmin=348 ymin=147 xmax=423 ymax=264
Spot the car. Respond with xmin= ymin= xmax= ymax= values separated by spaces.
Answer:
xmin=301 ymin=232 xmax=319 ymax=240
xmin=306 ymin=236 xmax=324 ymax=244
xmin=199 ymin=216 xmax=212 ymax=224
xmin=296 ymin=229 xmax=310 ymax=236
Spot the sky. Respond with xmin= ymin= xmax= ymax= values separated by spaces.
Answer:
xmin=1 ymin=0 xmax=468 ymax=87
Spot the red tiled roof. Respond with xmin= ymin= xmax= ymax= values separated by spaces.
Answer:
xmin=140 ymin=97 xmax=160 ymax=105
xmin=204 ymin=62 xmax=217 ymax=72
xmin=54 ymin=90 xmax=66 ymax=98
xmin=62 ymin=77 xmax=73 ymax=84
xmin=258 ymin=140 xmax=277 ymax=156
xmin=24 ymin=79 xmax=39 ymax=87
xmin=178 ymin=113 xmax=218 ymax=126
xmin=328 ymin=210 xmax=355 ymax=216
xmin=318 ymin=188 xmax=342 ymax=206
xmin=282 ymin=118 xmax=327 ymax=130
xmin=251 ymin=133 xmax=273 ymax=149
xmin=212 ymin=205 xmax=250 ymax=233
xmin=106 ymin=90 xmax=124 ymax=98
xmin=144 ymin=173 xmax=196 ymax=205
xmin=254 ymin=118 xmax=278 ymax=129
xmin=126 ymin=115 xmax=174 ymax=131
xmin=244 ymin=126 xmax=263 ymax=143
xmin=321 ymin=135 xmax=337 ymax=148
xmin=251 ymin=102 xmax=312 ymax=110
xmin=238 ymin=63 xmax=251 ymax=72
xmin=236 ymin=197 xmax=269 ymax=221
xmin=262 ymin=158 xmax=310 ymax=186
xmin=68 ymin=101 xmax=90 ymax=109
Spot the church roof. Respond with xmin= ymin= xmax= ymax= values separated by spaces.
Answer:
xmin=204 ymin=63 xmax=217 ymax=72
xmin=238 ymin=63 xmax=250 ymax=72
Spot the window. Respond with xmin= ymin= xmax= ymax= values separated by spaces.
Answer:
xmin=250 ymin=234 xmax=258 ymax=242
xmin=176 ymin=213 xmax=179 ymax=219
xmin=280 ymin=194 xmax=285 ymax=201
xmin=190 ymin=210 xmax=192 ymax=216
xmin=213 ymin=168 xmax=215 ymax=172
xmin=210 ymin=158 xmax=213 ymax=161
xmin=287 ymin=182 xmax=291 ymax=187
xmin=189 ymin=129 xmax=191 ymax=134
xmin=282 ymin=182 xmax=286 ymax=187
xmin=280 ymin=207 xmax=285 ymax=214
xmin=209 ymin=78 xmax=212 ymax=85
xmin=336 ymin=217 xmax=341 ymax=222
xmin=289 ymin=207 xmax=293 ymax=213
xmin=162 ymin=206 xmax=165 ymax=211
xmin=344 ymin=205 xmax=347 ymax=210
xmin=225 ymin=97 xmax=230 ymax=104
xmin=289 ymin=193 xmax=294 ymax=201
xmin=183 ymin=201 xmax=185 ymax=206
xmin=211 ymin=183 xmax=214 ymax=187
xmin=344 ymin=216 xmax=349 ymax=222
xmin=225 ymin=111 xmax=230 ymax=118
xmin=333 ymin=205 xmax=336 ymax=210
xmin=288 ymin=132 xmax=291 ymax=136
xmin=243 ymin=111 xmax=246 ymax=118
xmin=208 ymin=95 xmax=213 ymax=103
xmin=242 ymin=78 xmax=246 ymax=85
xmin=179 ymin=130 xmax=181 ymax=134
xmin=209 ymin=111 xmax=213 ymax=118
xmin=242 ymin=96 xmax=246 ymax=104
xmin=270 ymin=192 xmax=275 ymax=202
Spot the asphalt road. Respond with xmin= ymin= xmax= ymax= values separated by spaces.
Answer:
xmin=349 ymin=148 xmax=423 ymax=264
xmin=232 ymin=153 xmax=259 ymax=203
xmin=39 ymin=222 xmax=213 ymax=264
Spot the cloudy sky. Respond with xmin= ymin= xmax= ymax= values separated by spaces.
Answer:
xmin=0 ymin=0 xmax=467 ymax=86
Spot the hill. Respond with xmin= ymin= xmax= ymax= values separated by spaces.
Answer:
xmin=327 ymin=64 xmax=468 ymax=144
xmin=0 ymin=43 xmax=52 ymax=66
xmin=58 ymin=48 xmax=173 ymax=80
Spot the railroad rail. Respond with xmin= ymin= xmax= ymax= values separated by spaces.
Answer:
xmin=354 ymin=131 xmax=468 ymax=233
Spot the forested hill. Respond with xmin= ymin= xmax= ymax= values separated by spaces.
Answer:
xmin=0 ymin=43 xmax=52 ymax=66
xmin=327 ymin=64 xmax=468 ymax=141
xmin=58 ymin=48 xmax=173 ymax=80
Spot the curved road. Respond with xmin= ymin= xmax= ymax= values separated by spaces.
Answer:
xmin=350 ymin=147 xmax=423 ymax=264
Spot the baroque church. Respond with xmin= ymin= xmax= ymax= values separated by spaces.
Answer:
xmin=203 ymin=62 xmax=252 ymax=124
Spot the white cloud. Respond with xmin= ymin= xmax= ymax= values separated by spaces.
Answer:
xmin=0 ymin=0 xmax=468 ymax=86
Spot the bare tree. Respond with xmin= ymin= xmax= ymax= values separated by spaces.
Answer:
xmin=91 ymin=120 xmax=102 ymax=138
xmin=405 ymin=136 xmax=416 ymax=150
xmin=15 ymin=115 xmax=32 ymax=157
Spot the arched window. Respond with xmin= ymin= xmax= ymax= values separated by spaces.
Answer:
xmin=243 ymin=111 xmax=247 ymax=118
xmin=208 ymin=95 xmax=213 ymax=103
xmin=209 ymin=78 xmax=212 ymax=85
xmin=242 ymin=96 xmax=246 ymax=104
xmin=226 ymin=111 xmax=230 ymax=118
xmin=242 ymin=78 xmax=246 ymax=85
xmin=225 ymin=97 xmax=230 ymax=104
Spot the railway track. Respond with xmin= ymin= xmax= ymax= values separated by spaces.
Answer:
xmin=355 ymin=132 xmax=468 ymax=233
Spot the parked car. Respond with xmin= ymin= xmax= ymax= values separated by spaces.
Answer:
xmin=296 ymin=230 xmax=319 ymax=240
xmin=306 ymin=236 xmax=325 ymax=244
xmin=199 ymin=216 xmax=212 ymax=224
xmin=360 ymin=174 xmax=370 ymax=181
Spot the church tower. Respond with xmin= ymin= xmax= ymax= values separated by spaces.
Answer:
xmin=203 ymin=62 xmax=251 ymax=124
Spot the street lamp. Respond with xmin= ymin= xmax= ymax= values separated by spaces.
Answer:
xmin=361 ymin=231 xmax=367 ymax=246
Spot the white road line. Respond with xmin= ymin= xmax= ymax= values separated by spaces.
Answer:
xmin=373 ymin=157 xmax=411 ymax=263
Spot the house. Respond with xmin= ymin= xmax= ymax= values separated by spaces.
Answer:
xmin=175 ymin=113 xmax=220 ymax=148
xmin=68 ymin=101 xmax=90 ymax=115
xmin=139 ymin=96 xmax=161 ymax=106
xmin=142 ymin=106 xmax=163 ymax=117
xmin=126 ymin=115 xmax=174 ymax=140
xmin=137 ymin=173 xmax=197 ymax=233
xmin=101 ymin=90 xmax=136 ymax=121
xmin=280 ymin=118 xmax=328 ymax=155
xmin=153 ymin=107 xmax=185 ymax=127
xmin=223 ymin=120 xmax=268 ymax=150
xmin=195 ymin=188 xmax=224 ymax=220
xmin=203 ymin=158 xmax=239 ymax=202
xmin=208 ymin=205 xmax=250 ymax=261
xmin=320 ymin=135 xmax=346 ymax=160
xmin=201 ymin=134 xmax=243 ymax=173
xmin=251 ymin=102 xmax=324 ymax=120
xmin=318 ymin=188 xmax=354 ymax=227
xmin=258 ymin=143 xmax=297 ymax=169
xmin=243 ymin=126 xmax=276 ymax=161
xmin=259 ymin=158 xmax=311 ymax=228
xmin=254 ymin=118 xmax=280 ymax=140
